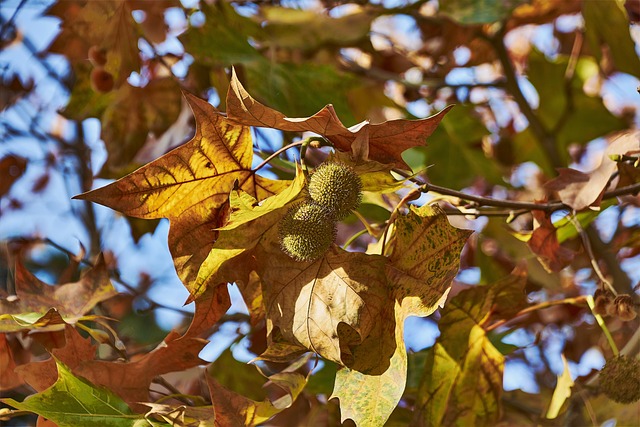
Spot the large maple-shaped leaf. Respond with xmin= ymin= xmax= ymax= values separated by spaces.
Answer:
xmin=75 ymin=93 xmax=287 ymax=300
xmin=3 ymin=360 xmax=150 ymax=427
xmin=0 ymin=255 xmax=116 ymax=332
xmin=226 ymin=69 xmax=452 ymax=169
xmin=331 ymin=205 xmax=471 ymax=426
xmin=257 ymin=235 xmax=389 ymax=366
xmin=412 ymin=270 xmax=527 ymax=427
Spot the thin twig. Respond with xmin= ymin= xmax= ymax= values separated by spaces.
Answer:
xmin=151 ymin=376 xmax=194 ymax=406
xmin=569 ymin=215 xmax=617 ymax=296
xmin=486 ymin=295 xmax=588 ymax=332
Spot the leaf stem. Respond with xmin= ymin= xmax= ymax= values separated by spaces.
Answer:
xmin=486 ymin=295 xmax=588 ymax=332
xmin=586 ymin=295 xmax=620 ymax=356
xmin=252 ymin=141 xmax=304 ymax=173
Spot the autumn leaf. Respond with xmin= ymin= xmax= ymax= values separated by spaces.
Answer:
xmin=226 ymin=69 xmax=452 ymax=169
xmin=331 ymin=205 xmax=471 ymax=427
xmin=0 ymin=255 xmax=116 ymax=332
xmin=528 ymin=210 xmax=575 ymax=272
xmin=75 ymin=93 xmax=288 ymax=301
xmin=0 ymin=155 xmax=27 ymax=198
xmin=258 ymin=235 xmax=389 ymax=367
xmin=206 ymin=369 xmax=306 ymax=427
xmin=99 ymin=78 xmax=182 ymax=176
xmin=193 ymin=169 xmax=306 ymax=297
xmin=3 ymin=360 xmax=150 ymax=427
xmin=142 ymin=403 xmax=214 ymax=426
xmin=49 ymin=0 xmax=141 ymax=85
xmin=545 ymin=130 xmax=640 ymax=211
xmin=412 ymin=270 xmax=527 ymax=427
xmin=0 ymin=334 xmax=24 ymax=391
xmin=17 ymin=285 xmax=228 ymax=409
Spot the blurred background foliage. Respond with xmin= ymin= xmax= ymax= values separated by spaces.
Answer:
xmin=1 ymin=0 xmax=639 ymax=425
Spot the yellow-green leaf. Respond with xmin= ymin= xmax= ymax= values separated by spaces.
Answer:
xmin=2 ymin=360 xmax=149 ymax=427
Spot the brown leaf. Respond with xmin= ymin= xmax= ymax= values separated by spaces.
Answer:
xmin=75 ymin=93 xmax=288 ymax=301
xmin=226 ymin=69 xmax=452 ymax=169
xmin=183 ymin=283 xmax=231 ymax=339
xmin=0 ymin=255 xmax=116 ymax=332
xmin=206 ymin=371 xmax=306 ymax=427
xmin=545 ymin=130 xmax=640 ymax=210
xmin=0 ymin=334 xmax=24 ymax=391
xmin=258 ymin=239 xmax=389 ymax=366
xmin=0 ymin=155 xmax=27 ymax=198
xmin=528 ymin=210 xmax=575 ymax=272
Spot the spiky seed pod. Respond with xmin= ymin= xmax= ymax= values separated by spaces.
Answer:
xmin=279 ymin=202 xmax=336 ymax=262
xmin=593 ymin=288 xmax=615 ymax=316
xmin=599 ymin=356 xmax=640 ymax=404
xmin=612 ymin=294 xmax=637 ymax=321
xmin=307 ymin=162 xmax=362 ymax=220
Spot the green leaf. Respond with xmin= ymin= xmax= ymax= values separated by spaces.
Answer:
xmin=2 ymin=360 xmax=149 ymax=427
xmin=404 ymin=105 xmax=504 ymax=189
xmin=583 ymin=0 xmax=640 ymax=78
xmin=515 ymin=50 xmax=626 ymax=173
xmin=178 ymin=1 xmax=263 ymax=66
xmin=331 ymin=206 xmax=471 ymax=427
xmin=209 ymin=348 xmax=267 ymax=402
xmin=413 ymin=270 xmax=526 ymax=427
xmin=440 ymin=0 xmax=527 ymax=24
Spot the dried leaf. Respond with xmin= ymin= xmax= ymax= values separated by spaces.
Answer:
xmin=226 ymin=69 xmax=452 ymax=169
xmin=0 ymin=255 xmax=116 ymax=332
xmin=258 ymin=239 xmax=389 ymax=366
xmin=141 ymin=402 xmax=215 ymax=426
xmin=0 ymin=155 xmax=27 ymax=198
xmin=75 ymin=93 xmax=288 ymax=301
xmin=546 ymin=130 xmax=640 ymax=210
xmin=0 ymin=334 xmax=24 ymax=391
xmin=206 ymin=370 xmax=306 ymax=427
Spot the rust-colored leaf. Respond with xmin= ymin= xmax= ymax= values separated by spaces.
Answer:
xmin=75 ymin=93 xmax=288 ymax=300
xmin=226 ymin=69 xmax=452 ymax=169
xmin=206 ymin=370 xmax=306 ymax=427
xmin=528 ymin=210 xmax=575 ymax=272
xmin=0 ymin=334 xmax=24 ymax=391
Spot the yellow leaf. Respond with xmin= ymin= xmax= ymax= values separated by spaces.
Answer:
xmin=75 ymin=93 xmax=287 ymax=300
xmin=546 ymin=354 xmax=574 ymax=419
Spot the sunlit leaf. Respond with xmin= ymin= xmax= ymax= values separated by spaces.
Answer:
xmin=331 ymin=205 xmax=471 ymax=426
xmin=545 ymin=354 xmax=574 ymax=419
xmin=3 ymin=360 xmax=150 ymax=427
xmin=75 ymin=93 xmax=287 ymax=300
